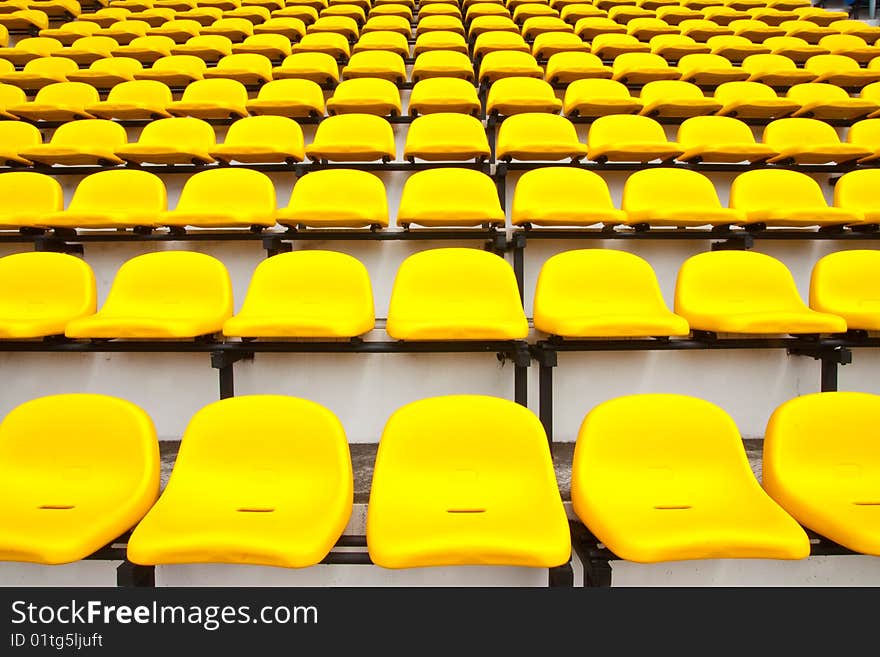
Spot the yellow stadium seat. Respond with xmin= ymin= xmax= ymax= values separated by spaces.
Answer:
xmin=628 ymin=17 xmax=678 ymax=41
xmin=591 ymin=34 xmax=651 ymax=59
xmin=830 ymin=18 xmax=880 ymax=44
xmin=97 ymin=20 xmax=150 ymax=45
xmin=223 ymin=252 xmax=374 ymax=337
xmin=277 ymin=169 xmax=387 ymax=229
xmin=309 ymin=15 xmax=359 ymax=40
xmin=473 ymin=31 xmax=530 ymax=58
xmin=787 ymin=82 xmax=878 ymax=121
xmin=417 ymin=15 xmax=466 ymax=36
xmin=387 ymin=248 xmax=528 ymax=340
xmin=292 ymin=32 xmax=350 ymax=59
xmin=468 ymin=15 xmax=518 ymax=39
xmin=222 ymin=5 xmax=271 ymax=23
xmin=763 ymin=392 xmax=880 ymax=555
xmin=496 ymin=113 xmax=588 ymax=161
xmin=321 ymin=3 xmax=366 ymax=23
xmin=272 ymin=52 xmax=339 ymax=84
xmin=129 ymin=8 xmax=176 ymax=26
xmin=587 ymin=114 xmax=682 ymax=163
xmin=545 ymin=51 xmax=612 ymax=84
xmin=271 ymin=5 xmax=318 ymax=25
xmin=679 ymin=18 xmax=734 ymax=42
xmin=0 ymin=82 xmax=25 ymax=119
xmin=511 ymin=167 xmax=627 ymax=227
xmin=231 ymin=33 xmax=292 ymax=59
xmin=0 ymin=10 xmax=49 ymax=33
xmin=574 ymin=16 xmax=626 ymax=40
xmin=305 ymin=113 xmax=396 ymax=162
xmin=364 ymin=16 xmax=411 ymax=36
xmin=486 ymin=77 xmax=562 ymax=115
xmin=522 ymin=17 xmax=573 ymax=40
xmin=9 ymin=81 xmax=101 ymax=123
xmin=748 ymin=7 xmax=798 ymax=25
xmin=729 ymin=18 xmax=784 ymax=41
xmin=209 ymin=115 xmax=304 ymax=164
xmin=408 ymin=77 xmax=480 ymax=115
xmin=78 ymin=8 xmax=133 ymax=29
xmin=367 ymin=395 xmax=569 ymax=569
xmin=656 ymin=6 xmax=703 ymax=26
xmin=478 ymin=50 xmax=543 ymax=84
xmin=678 ymin=115 xmax=776 ymax=163
xmin=534 ymin=249 xmax=689 ymax=336
xmin=0 ymin=172 xmax=62 ymax=229
xmin=764 ymin=35 xmax=827 ymax=64
xmin=341 ymin=50 xmax=406 ymax=83
xmin=254 ymin=16 xmax=307 ymax=39
xmin=514 ymin=4 xmax=559 ymax=24
xmin=791 ymin=6 xmax=847 ymax=27
xmin=245 ymin=78 xmax=323 ymax=117
xmin=465 ymin=2 xmax=508 ymax=21
xmin=608 ymin=4 xmax=653 ymax=24
xmin=85 ymin=78 xmax=171 ymax=119
xmin=40 ymin=20 xmax=101 ymax=46
xmin=532 ymin=31 xmax=588 ymax=58
xmin=396 ymin=168 xmax=503 ymax=227
xmin=353 ymin=31 xmax=409 ymax=57
xmin=167 ymin=78 xmax=248 ymax=118
xmin=58 ymin=35 xmax=119 ymax=66
xmin=714 ymin=79 xmax=799 ymax=118
xmin=411 ymin=51 xmax=474 ymax=83
xmin=413 ymin=30 xmax=468 ymax=56
xmin=612 ymin=52 xmax=681 ymax=84
xmin=170 ymin=34 xmax=233 ymax=62
xmin=847 ymin=118 xmax=880 ymax=162
xmin=778 ymin=18 xmax=833 ymax=44
xmin=17 ymin=118 xmax=125 ymax=166
xmin=65 ymin=251 xmax=232 ymax=338
xmin=67 ymin=56 xmax=143 ymax=87
xmin=202 ymin=17 xmax=255 ymax=41
xmin=370 ymin=4 xmax=413 ymax=20
xmin=0 ymin=56 xmax=79 ymax=93
xmin=763 ymin=117 xmax=871 ymax=164
xmin=819 ymin=34 xmax=880 ymax=65
xmin=159 ymin=168 xmax=276 ymax=228
xmin=0 ymin=122 xmax=42 ymax=166
xmin=707 ymin=34 xmax=770 ymax=61
xmin=730 ymin=168 xmax=862 ymax=228
xmin=806 ymin=54 xmax=880 ymax=88
xmin=326 ymin=77 xmax=401 ymax=116
xmin=115 ymin=116 xmax=214 ymax=164
xmin=0 ymin=37 xmax=62 ymax=67
xmin=832 ymin=169 xmax=880 ymax=222
xmin=650 ymin=34 xmax=711 ymax=60
xmin=203 ymin=52 xmax=273 ymax=84
xmin=571 ymin=394 xmax=810 ymax=563
xmin=702 ymin=6 xmax=750 ymax=26
xmin=639 ymin=79 xmax=722 ymax=118
xmin=622 ymin=167 xmax=745 ymax=227
xmin=0 ymin=394 xmax=158 ymax=564
xmin=677 ymin=52 xmax=749 ymax=85
xmin=39 ymin=169 xmax=166 ymax=230
xmin=134 ymin=54 xmax=206 ymax=85
xmin=742 ymin=53 xmax=817 ymax=86
xmin=403 ymin=113 xmax=490 ymax=162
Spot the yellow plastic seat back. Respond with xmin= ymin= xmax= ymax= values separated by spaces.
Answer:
xmin=127 ymin=395 xmax=353 ymax=567
xmin=136 ymin=54 xmax=207 ymax=84
xmin=86 ymin=78 xmax=171 ymax=120
xmin=277 ymin=169 xmax=388 ymax=229
xmin=674 ymin=250 xmax=848 ymax=334
xmin=0 ymin=123 xmax=43 ymax=165
xmin=0 ymin=251 xmax=96 ymax=338
xmin=0 ymin=171 xmax=61 ymax=228
xmin=714 ymin=79 xmax=799 ymax=118
xmin=223 ymin=251 xmax=375 ymax=338
xmin=305 ymin=113 xmax=396 ymax=162
xmin=171 ymin=35 xmax=233 ymax=62
xmin=763 ymin=117 xmax=871 ymax=164
xmin=478 ymin=50 xmax=543 ymax=84
xmin=161 ymin=168 xmax=276 ymax=228
xmin=0 ymin=393 xmax=159 ymax=564
xmin=367 ymin=394 xmax=570 ymax=568
xmin=486 ymin=76 xmax=563 ymax=116
xmin=169 ymin=78 xmax=248 ymax=119
xmin=496 ymin=112 xmax=587 ymax=161
xmin=545 ymin=52 xmax=611 ymax=85
xmin=511 ymin=167 xmax=626 ymax=228
xmin=210 ymin=115 xmax=305 ymax=163
xmin=534 ymin=249 xmax=689 ymax=337
xmin=116 ymin=116 xmax=215 ymax=164
xmin=810 ymin=249 xmax=880 ymax=329
xmin=19 ymin=118 xmax=126 ymax=166
xmin=204 ymin=52 xmax=273 ymax=83
xmin=11 ymin=80 xmax=99 ymax=122
xmin=563 ymin=78 xmax=642 ymax=118
xmin=587 ymin=114 xmax=682 ymax=163
xmin=677 ymin=114 xmax=776 ymax=163
xmin=247 ymin=78 xmax=324 ymax=117
xmin=403 ymin=113 xmax=491 ymax=162
xmin=387 ymin=248 xmax=528 ymax=340
xmin=232 ymin=33 xmax=293 ymax=59
xmin=64 ymin=251 xmax=234 ymax=339
xmin=273 ymin=52 xmax=339 ymax=84
xmin=571 ymin=394 xmax=810 ymax=563
xmin=411 ymin=50 xmax=475 ymax=82
xmin=408 ymin=77 xmax=481 ymax=115
xmin=326 ymin=77 xmax=402 ymax=117
xmin=763 ymin=392 xmax=880 ymax=555
xmin=396 ymin=168 xmax=504 ymax=228
xmin=833 ymin=166 xmax=880 ymax=222
xmin=787 ymin=82 xmax=878 ymax=120
xmin=342 ymin=50 xmax=406 ymax=83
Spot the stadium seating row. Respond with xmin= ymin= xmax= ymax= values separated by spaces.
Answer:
xmin=3 ymin=165 xmax=880 ymax=230
xmin=0 ymin=390 xmax=877 ymax=568
xmin=5 ymin=112 xmax=880 ymax=167
xmin=0 ymin=246 xmax=877 ymax=340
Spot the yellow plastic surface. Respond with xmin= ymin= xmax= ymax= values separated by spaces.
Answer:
xmin=0 ymin=122 xmax=42 ymax=165
xmin=680 ymin=18 xmax=734 ymax=41
xmin=763 ymin=117 xmax=872 ymax=164
xmin=623 ymin=168 xmax=746 ymax=227
xmin=366 ymin=16 xmax=413 ymax=37
xmin=254 ymin=17 xmax=307 ymax=40
xmin=742 ymin=53 xmax=818 ymax=86
xmin=353 ymin=30 xmax=409 ymax=57
xmin=203 ymin=52 xmax=273 ymax=85
xmin=160 ymin=168 xmax=276 ymax=228
xmin=787 ymin=82 xmax=878 ymax=121
xmin=512 ymin=167 xmax=626 ymax=227
xmin=532 ymin=31 xmax=587 ymax=58
xmin=639 ymin=79 xmax=723 ymax=118
xmin=342 ymin=51 xmax=406 ymax=83
xmin=628 ymin=16 xmax=677 ymax=40
xmin=305 ymin=113 xmax=396 ymax=162
xmin=326 ymin=77 xmax=402 ymax=117
xmin=134 ymin=54 xmax=207 ymax=85
xmin=714 ymin=80 xmax=799 ymax=119
xmin=707 ymin=35 xmax=770 ymax=61
xmin=86 ymin=79 xmax=171 ymax=119
xmin=0 ymin=394 xmax=159 ymax=564
xmin=674 ymin=250 xmax=848 ymax=333
xmin=272 ymin=52 xmax=339 ymax=84
xmin=0 ymin=171 xmax=61 ymax=229
xmin=40 ymin=170 xmax=167 ymax=229
xmin=496 ymin=112 xmax=587 ymax=161
xmin=309 ymin=15 xmax=359 ymax=39
xmin=367 ymin=395 xmax=570 ymax=568
xmin=563 ymin=78 xmax=642 ymax=118
xmin=809 ymin=249 xmax=880 ymax=328
xmin=677 ymin=114 xmax=777 ymax=163
xmin=128 ymin=396 xmax=352 ymax=567
xmin=731 ymin=17 xmax=785 ymax=40
xmin=403 ymin=113 xmax=490 ymax=161
xmin=277 ymin=169 xmax=388 ymax=228
xmin=116 ymin=116 xmax=215 ymax=164
xmin=203 ymin=17 xmax=255 ymax=40
xmin=246 ymin=78 xmax=324 ymax=119
xmin=805 ymin=53 xmax=880 ymax=87
xmin=473 ymin=31 xmax=529 ymax=58
xmin=651 ymin=34 xmax=711 ymax=60
xmin=677 ymin=53 xmax=750 ymax=86
xmin=223 ymin=251 xmax=375 ymax=338
xmin=486 ymin=76 xmax=562 ymax=115
xmin=209 ymin=115 xmax=305 ymax=164
xmin=763 ymin=392 xmax=880 ymax=555
xmin=830 ymin=18 xmax=880 ymax=42
xmin=764 ymin=35 xmax=828 ymax=64
xmin=411 ymin=51 xmax=475 ymax=82
xmin=60 ymin=35 xmax=118 ymax=65
xmin=0 ymin=36 xmax=62 ymax=67
xmin=819 ymin=34 xmax=880 ymax=64
xmin=575 ymin=16 xmax=626 ymax=40
xmin=19 ymin=118 xmax=125 ymax=166
xmin=587 ymin=114 xmax=683 ymax=163
xmin=478 ymin=50 xmax=543 ymax=84
xmin=413 ymin=30 xmax=468 ymax=56
xmin=534 ymin=249 xmax=689 ymax=337
xmin=571 ymin=394 xmax=810 ymax=562
xmin=612 ymin=52 xmax=681 ymax=84
xmin=8 ymin=79 xmax=98 ymax=121
xmin=417 ymin=15 xmax=466 ymax=36
xmin=167 ymin=78 xmax=248 ymax=119
xmin=148 ymin=18 xmax=201 ymax=42
xmin=396 ymin=168 xmax=504 ymax=227
xmin=387 ymin=248 xmax=527 ymax=340
xmin=292 ymin=32 xmax=351 ymax=59
xmin=592 ymin=34 xmax=651 ymax=59
xmin=408 ymin=77 xmax=480 ymax=115
xmin=544 ymin=52 xmax=612 ymax=85
xmin=65 ymin=251 xmax=233 ymax=339
xmin=170 ymin=35 xmax=233 ymax=61
xmin=833 ymin=167 xmax=880 ymax=222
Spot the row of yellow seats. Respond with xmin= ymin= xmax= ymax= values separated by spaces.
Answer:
xmin=1 ymin=389 xmax=877 ymax=568
xmin=0 ymin=246 xmax=875 ymax=341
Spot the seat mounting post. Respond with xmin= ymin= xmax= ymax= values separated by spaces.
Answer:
xmin=210 ymin=349 xmax=254 ymax=399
